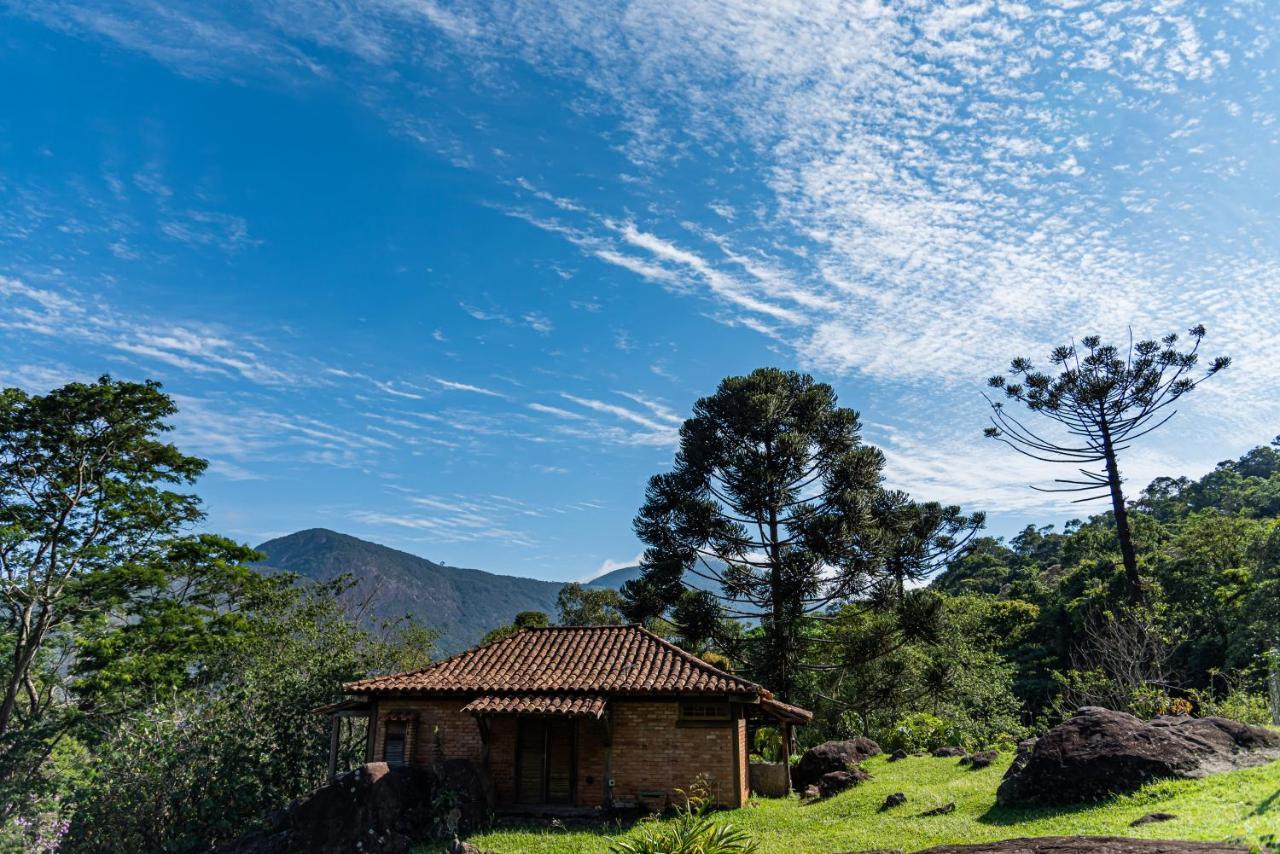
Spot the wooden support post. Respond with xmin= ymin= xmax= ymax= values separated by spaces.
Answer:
xmin=327 ymin=714 xmax=341 ymax=781
xmin=780 ymin=721 xmax=793 ymax=791
xmin=602 ymin=711 xmax=614 ymax=810
xmin=476 ymin=715 xmax=495 ymax=810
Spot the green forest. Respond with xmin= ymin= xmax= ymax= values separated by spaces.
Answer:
xmin=2 ymin=330 xmax=1278 ymax=852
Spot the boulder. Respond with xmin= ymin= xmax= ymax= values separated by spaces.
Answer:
xmin=919 ymin=801 xmax=956 ymax=816
xmin=218 ymin=761 xmax=491 ymax=854
xmin=817 ymin=768 xmax=869 ymax=798
xmin=879 ymin=792 xmax=907 ymax=811
xmin=915 ymin=838 xmax=1249 ymax=853
xmin=1129 ymin=812 xmax=1177 ymax=827
xmin=932 ymin=746 xmax=967 ymax=758
xmin=997 ymin=707 xmax=1280 ymax=807
xmin=791 ymin=738 xmax=880 ymax=791
xmin=801 ymin=784 xmax=821 ymax=801
xmin=888 ymin=749 xmax=908 ymax=762
xmin=967 ymin=750 xmax=999 ymax=769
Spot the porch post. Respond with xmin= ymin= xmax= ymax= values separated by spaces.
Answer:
xmin=780 ymin=721 xmax=793 ymax=791
xmin=477 ymin=715 xmax=495 ymax=809
xmin=327 ymin=714 xmax=341 ymax=781
xmin=602 ymin=710 xmax=614 ymax=810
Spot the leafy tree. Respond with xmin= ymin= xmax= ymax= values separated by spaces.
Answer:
xmin=556 ymin=582 xmax=624 ymax=626
xmin=0 ymin=378 xmax=207 ymax=770
xmin=69 ymin=534 xmax=271 ymax=728
xmin=63 ymin=578 xmax=433 ymax=852
xmin=985 ymin=326 xmax=1229 ymax=603
xmin=825 ymin=593 xmax=1029 ymax=748
xmin=622 ymin=369 xmax=885 ymax=700
xmin=481 ymin=609 xmax=550 ymax=644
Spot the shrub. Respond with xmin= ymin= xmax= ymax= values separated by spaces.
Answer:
xmin=752 ymin=728 xmax=783 ymax=763
xmin=610 ymin=780 xmax=758 ymax=854
xmin=1196 ymin=689 xmax=1274 ymax=726
xmin=883 ymin=712 xmax=957 ymax=752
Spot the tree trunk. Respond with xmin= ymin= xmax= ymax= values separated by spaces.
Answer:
xmin=0 ymin=603 xmax=36 ymax=738
xmin=1099 ymin=417 xmax=1143 ymax=604
xmin=1269 ymin=645 xmax=1280 ymax=727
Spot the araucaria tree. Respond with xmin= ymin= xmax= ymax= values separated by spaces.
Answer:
xmin=985 ymin=326 xmax=1229 ymax=604
xmin=625 ymin=368 xmax=899 ymax=701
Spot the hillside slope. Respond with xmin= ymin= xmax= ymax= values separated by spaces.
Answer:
xmin=254 ymin=529 xmax=565 ymax=653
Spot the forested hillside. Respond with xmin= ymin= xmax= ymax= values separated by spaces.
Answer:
xmin=934 ymin=437 xmax=1280 ymax=724
xmin=255 ymin=529 xmax=566 ymax=652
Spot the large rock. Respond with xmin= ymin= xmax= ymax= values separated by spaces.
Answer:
xmin=791 ymin=738 xmax=880 ymax=791
xmin=915 ymin=838 xmax=1249 ymax=853
xmin=219 ymin=761 xmax=491 ymax=854
xmin=997 ymin=707 xmax=1280 ymax=806
xmin=817 ymin=768 xmax=869 ymax=798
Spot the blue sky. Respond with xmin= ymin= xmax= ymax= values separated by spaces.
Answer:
xmin=2 ymin=1 xmax=1278 ymax=582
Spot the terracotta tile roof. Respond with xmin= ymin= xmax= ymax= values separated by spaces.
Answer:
xmin=759 ymin=695 xmax=814 ymax=724
xmin=462 ymin=693 xmax=607 ymax=718
xmin=345 ymin=624 xmax=764 ymax=697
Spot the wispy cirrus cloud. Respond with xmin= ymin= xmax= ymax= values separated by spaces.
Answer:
xmin=9 ymin=0 xmax=1280 ymax=524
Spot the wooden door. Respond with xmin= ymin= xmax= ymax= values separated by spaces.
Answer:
xmin=515 ymin=718 xmax=575 ymax=804
xmin=545 ymin=719 xmax=574 ymax=804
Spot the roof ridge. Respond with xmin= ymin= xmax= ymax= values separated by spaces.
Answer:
xmin=627 ymin=624 xmax=762 ymax=693
xmin=345 ymin=622 xmax=772 ymax=698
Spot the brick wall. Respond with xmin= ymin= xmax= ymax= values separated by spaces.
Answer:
xmin=372 ymin=699 xmax=483 ymax=766
xmin=609 ymin=701 xmax=743 ymax=809
xmin=367 ymin=697 xmax=746 ymax=810
xmin=576 ymin=717 xmax=608 ymax=807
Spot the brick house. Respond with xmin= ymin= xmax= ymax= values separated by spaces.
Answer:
xmin=323 ymin=624 xmax=811 ymax=811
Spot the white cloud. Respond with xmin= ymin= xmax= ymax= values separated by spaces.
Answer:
xmin=582 ymin=552 xmax=643 ymax=582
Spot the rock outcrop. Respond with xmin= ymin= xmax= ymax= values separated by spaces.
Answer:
xmin=218 ymin=760 xmax=491 ymax=854
xmin=817 ymin=768 xmax=870 ymax=798
xmin=791 ymin=738 xmax=880 ymax=791
xmin=915 ymin=838 xmax=1251 ymax=853
xmin=997 ymin=707 xmax=1280 ymax=806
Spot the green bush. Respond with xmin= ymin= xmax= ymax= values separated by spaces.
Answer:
xmin=752 ymin=728 xmax=783 ymax=763
xmin=610 ymin=781 xmax=758 ymax=854
xmin=1196 ymin=688 xmax=1274 ymax=726
xmin=883 ymin=712 xmax=958 ymax=752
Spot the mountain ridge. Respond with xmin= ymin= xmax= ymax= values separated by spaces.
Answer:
xmin=254 ymin=528 xmax=575 ymax=653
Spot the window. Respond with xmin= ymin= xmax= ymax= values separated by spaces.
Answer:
xmin=383 ymin=720 xmax=407 ymax=765
xmin=680 ymin=702 xmax=730 ymax=721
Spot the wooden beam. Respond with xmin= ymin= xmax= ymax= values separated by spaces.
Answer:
xmin=602 ymin=711 xmax=614 ymax=810
xmin=780 ymin=721 xmax=793 ymax=792
xmin=327 ymin=714 xmax=341 ymax=781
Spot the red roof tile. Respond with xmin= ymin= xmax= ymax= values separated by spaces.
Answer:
xmin=345 ymin=625 xmax=764 ymax=697
xmin=462 ymin=693 xmax=607 ymax=718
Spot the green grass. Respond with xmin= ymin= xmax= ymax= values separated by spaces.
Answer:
xmin=423 ymin=754 xmax=1280 ymax=853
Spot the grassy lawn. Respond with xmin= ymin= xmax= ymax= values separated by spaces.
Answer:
xmin=422 ymin=753 xmax=1280 ymax=853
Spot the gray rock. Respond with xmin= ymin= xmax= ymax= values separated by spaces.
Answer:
xmin=997 ymin=707 xmax=1280 ymax=806
xmin=791 ymin=738 xmax=881 ymax=791
xmin=217 ymin=761 xmax=491 ymax=854
xmin=916 ymin=837 xmax=1248 ymax=853
xmin=879 ymin=792 xmax=907 ymax=811
xmin=1129 ymin=812 xmax=1177 ymax=827
xmin=967 ymin=750 xmax=999 ymax=769
xmin=817 ymin=768 xmax=869 ymax=798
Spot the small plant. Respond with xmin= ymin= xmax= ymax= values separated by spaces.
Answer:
xmin=610 ymin=779 xmax=758 ymax=854
xmin=752 ymin=727 xmax=783 ymax=763
xmin=1195 ymin=688 xmax=1274 ymax=726
xmin=883 ymin=712 xmax=963 ymax=752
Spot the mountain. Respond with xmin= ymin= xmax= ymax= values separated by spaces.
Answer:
xmin=254 ymin=529 xmax=566 ymax=653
